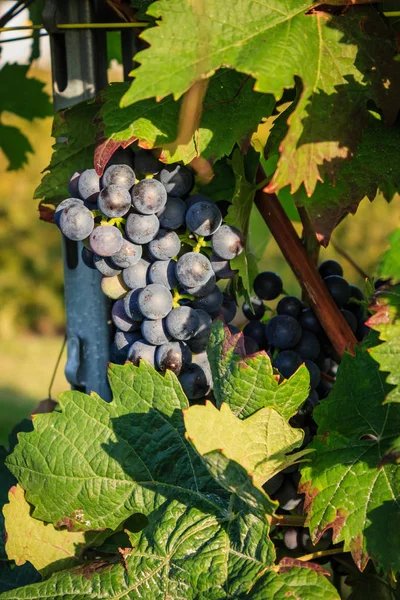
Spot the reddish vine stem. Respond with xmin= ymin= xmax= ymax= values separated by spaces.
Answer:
xmin=254 ymin=164 xmax=357 ymax=357
xmin=298 ymin=206 xmax=320 ymax=267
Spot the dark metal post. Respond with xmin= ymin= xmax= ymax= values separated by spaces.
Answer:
xmin=44 ymin=0 xmax=112 ymax=400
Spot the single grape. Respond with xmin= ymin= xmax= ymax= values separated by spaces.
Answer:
xmin=94 ymin=254 xmax=121 ymax=277
xmin=98 ymin=185 xmax=132 ymax=218
xmin=156 ymin=163 xmax=194 ymax=196
xmin=318 ymin=259 xmax=343 ymax=279
xmin=300 ymin=529 xmax=332 ymax=553
xmin=299 ymin=309 xmax=322 ymax=335
xmin=176 ymin=252 xmax=213 ymax=288
xmin=101 ymin=274 xmax=129 ymax=300
xmin=193 ymin=286 xmax=223 ymax=315
xmin=105 ymin=148 xmax=134 ymax=169
xmin=125 ymin=212 xmax=160 ymax=245
xmin=81 ymin=246 xmax=95 ymax=269
xmin=134 ymin=149 xmax=162 ymax=175
xmin=158 ymin=197 xmax=187 ymax=230
xmin=242 ymin=297 xmax=265 ymax=321
xmin=68 ymin=171 xmax=82 ymax=197
xmin=148 ymin=260 xmax=178 ymax=289
xmin=141 ymin=318 xmax=171 ymax=345
xmin=324 ymin=275 xmax=350 ymax=306
xmin=244 ymin=336 xmax=259 ymax=355
xmin=187 ymin=309 xmax=212 ymax=353
xmin=349 ymin=284 xmax=364 ymax=301
xmin=89 ymin=225 xmax=123 ymax=257
xmin=179 ymin=363 xmax=211 ymax=401
xmin=78 ymin=169 xmax=100 ymax=202
xmin=253 ymin=271 xmax=283 ymax=301
xmin=243 ymin=321 xmax=267 ymax=349
xmin=295 ymin=330 xmax=321 ymax=361
xmin=263 ymin=472 xmax=284 ymax=497
xmin=210 ymin=253 xmax=237 ymax=279
xmin=283 ymin=528 xmax=300 ymax=551
xmin=220 ymin=294 xmax=237 ymax=323
xmin=112 ymin=331 xmax=141 ymax=363
xmin=341 ymin=308 xmax=358 ymax=333
xmin=305 ymin=360 xmax=321 ymax=389
xmin=110 ymin=239 xmax=142 ymax=269
xmin=54 ymin=198 xmax=84 ymax=226
xmin=357 ymin=321 xmax=370 ymax=341
xmin=128 ymin=340 xmax=156 ymax=367
xmin=166 ymin=306 xmax=200 ymax=340
xmin=183 ymin=272 xmax=216 ymax=298
xmin=148 ymin=229 xmax=181 ymax=261
xmin=138 ymin=284 xmax=173 ymax=319
xmin=122 ymin=259 xmax=150 ymax=290
xmin=211 ymin=225 xmax=244 ymax=260
xmin=112 ymin=299 xmax=141 ymax=332
xmin=186 ymin=193 xmax=214 ymax=209
xmin=265 ymin=315 xmax=302 ymax=349
xmin=277 ymin=296 xmax=303 ymax=320
xmin=131 ymin=179 xmax=167 ymax=214
xmin=191 ymin=352 xmax=212 ymax=385
xmin=186 ymin=201 xmax=222 ymax=236
xmin=156 ymin=341 xmax=191 ymax=375
xmin=273 ymin=479 xmax=303 ymax=511
xmin=59 ymin=203 xmax=94 ymax=241
xmin=124 ymin=288 xmax=144 ymax=321
xmin=102 ymin=164 xmax=135 ymax=189
xmin=273 ymin=350 xmax=303 ymax=379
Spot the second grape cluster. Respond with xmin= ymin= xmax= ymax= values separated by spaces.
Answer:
xmin=55 ymin=150 xmax=244 ymax=400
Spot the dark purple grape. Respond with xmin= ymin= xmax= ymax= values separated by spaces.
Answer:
xmin=295 ymin=330 xmax=321 ymax=361
xmin=78 ymin=169 xmax=100 ymax=202
xmin=148 ymin=260 xmax=178 ymax=289
xmin=126 ymin=212 xmax=160 ymax=244
xmin=111 ymin=239 xmax=142 ymax=269
xmin=183 ymin=273 xmax=216 ymax=298
xmin=242 ymin=297 xmax=265 ymax=321
xmin=112 ymin=331 xmax=141 ymax=363
xmin=158 ymin=197 xmax=187 ymax=230
xmin=156 ymin=163 xmax=194 ymax=196
xmin=128 ymin=340 xmax=156 ymax=367
xmin=59 ymin=203 xmax=94 ymax=241
xmin=81 ymin=246 xmax=95 ymax=269
xmin=341 ymin=308 xmax=358 ymax=333
xmin=138 ymin=284 xmax=173 ymax=320
xmin=244 ymin=336 xmax=259 ymax=355
xmin=98 ymin=185 xmax=132 ymax=218
xmin=324 ymin=275 xmax=350 ymax=306
xmin=148 ymin=229 xmax=181 ymax=261
xmin=68 ymin=172 xmax=82 ymax=197
xmin=179 ymin=363 xmax=211 ymax=401
xmin=141 ymin=318 xmax=171 ymax=345
xmin=253 ymin=271 xmax=283 ymax=301
xmin=156 ymin=341 xmax=191 ymax=375
xmin=210 ymin=253 xmax=237 ymax=279
xmin=305 ymin=360 xmax=321 ymax=389
xmin=193 ymin=286 xmax=223 ymax=315
xmin=273 ymin=479 xmax=303 ymax=511
xmin=102 ymin=164 xmax=135 ymax=189
xmin=349 ymin=285 xmax=364 ymax=301
xmin=243 ymin=321 xmax=267 ymax=348
xmin=212 ymin=225 xmax=244 ymax=260
xmin=54 ymin=198 xmax=84 ymax=226
xmin=277 ymin=296 xmax=303 ymax=320
xmin=176 ymin=253 xmax=213 ymax=288
xmin=265 ymin=315 xmax=302 ymax=349
xmin=112 ymin=299 xmax=141 ymax=333
xmin=300 ymin=529 xmax=332 ymax=553
xmin=186 ymin=201 xmax=222 ymax=236
xmin=89 ymin=226 xmax=123 ymax=257
xmin=299 ymin=309 xmax=322 ymax=335
xmin=166 ymin=306 xmax=200 ymax=341
xmin=219 ymin=294 xmax=237 ymax=323
xmin=187 ymin=309 xmax=212 ymax=353
xmin=124 ymin=288 xmax=144 ymax=321
xmin=131 ymin=179 xmax=167 ymax=214
xmin=318 ymin=260 xmax=343 ymax=279
xmin=283 ymin=528 xmax=300 ymax=551
xmin=94 ymin=254 xmax=121 ymax=277
xmin=263 ymin=472 xmax=284 ymax=496
xmin=134 ymin=149 xmax=162 ymax=175
xmin=273 ymin=350 xmax=303 ymax=379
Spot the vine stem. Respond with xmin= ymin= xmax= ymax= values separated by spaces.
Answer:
xmin=254 ymin=164 xmax=357 ymax=357
xmin=298 ymin=206 xmax=320 ymax=267
xmin=270 ymin=515 xmax=305 ymax=527
xmin=330 ymin=239 xmax=369 ymax=280
xmin=296 ymin=547 xmax=344 ymax=562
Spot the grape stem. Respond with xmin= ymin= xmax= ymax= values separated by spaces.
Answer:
xmin=270 ymin=515 xmax=306 ymax=527
xmin=254 ymin=164 xmax=357 ymax=357
xmin=172 ymin=289 xmax=195 ymax=308
xmin=296 ymin=547 xmax=344 ymax=562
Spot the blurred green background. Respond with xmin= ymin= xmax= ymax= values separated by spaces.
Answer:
xmin=0 ymin=63 xmax=399 ymax=447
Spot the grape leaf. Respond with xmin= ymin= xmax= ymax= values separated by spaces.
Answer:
xmin=0 ymin=563 xmax=40 ymax=596
xmin=34 ymin=102 xmax=98 ymax=210
xmin=377 ymin=229 xmax=400 ymax=285
xmin=3 ymin=485 xmax=106 ymax=577
xmin=0 ymin=448 xmax=15 ymax=560
xmin=269 ymin=113 xmax=400 ymax=244
xmin=299 ymin=348 xmax=400 ymax=574
xmin=5 ymin=362 xmax=225 ymax=532
xmin=97 ymin=70 xmax=274 ymax=170
xmin=0 ymin=64 xmax=51 ymax=171
xmin=123 ymin=2 xmax=400 ymax=196
xmin=208 ymin=321 xmax=310 ymax=420
xmin=0 ymin=499 xmax=340 ymax=599
xmin=367 ymin=285 xmax=400 ymax=404
xmin=185 ymin=401 xmax=309 ymax=486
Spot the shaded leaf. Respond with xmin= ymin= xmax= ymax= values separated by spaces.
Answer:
xmin=3 ymin=485 xmax=106 ymax=577
xmin=0 ymin=124 xmax=32 ymax=172
xmin=367 ymin=285 xmax=400 ymax=404
xmin=0 ymin=64 xmax=51 ymax=121
xmin=0 ymin=562 xmax=40 ymax=595
xmin=208 ymin=321 xmax=310 ymax=420
xmin=299 ymin=348 xmax=400 ymax=574
xmin=377 ymin=229 xmax=400 ymax=285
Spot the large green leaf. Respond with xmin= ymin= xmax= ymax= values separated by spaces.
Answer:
xmin=0 ymin=64 xmax=51 ymax=171
xmin=208 ymin=321 xmax=310 ymax=420
xmin=5 ymin=362 xmax=222 ymax=532
xmin=299 ymin=348 xmax=400 ymax=574
xmin=367 ymin=285 xmax=400 ymax=404
xmin=377 ymin=229 xmax=400 ymax=285
xmin=98 ymin=70 xmax=274 ymax=168
xmin=123 ymin=2 xmax=400 ymax=197
xmin=34 ymin=102 xmax=98 ymax=208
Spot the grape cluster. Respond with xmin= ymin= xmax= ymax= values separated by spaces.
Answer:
xmin=243 ymin=261 xmax=368 ymax=557
xmin=56 ymin=150 xmax=244 ymax=401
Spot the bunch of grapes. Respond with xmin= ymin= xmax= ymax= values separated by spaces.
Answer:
xmin=55 ymin=150 xmax=244 ymax=401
